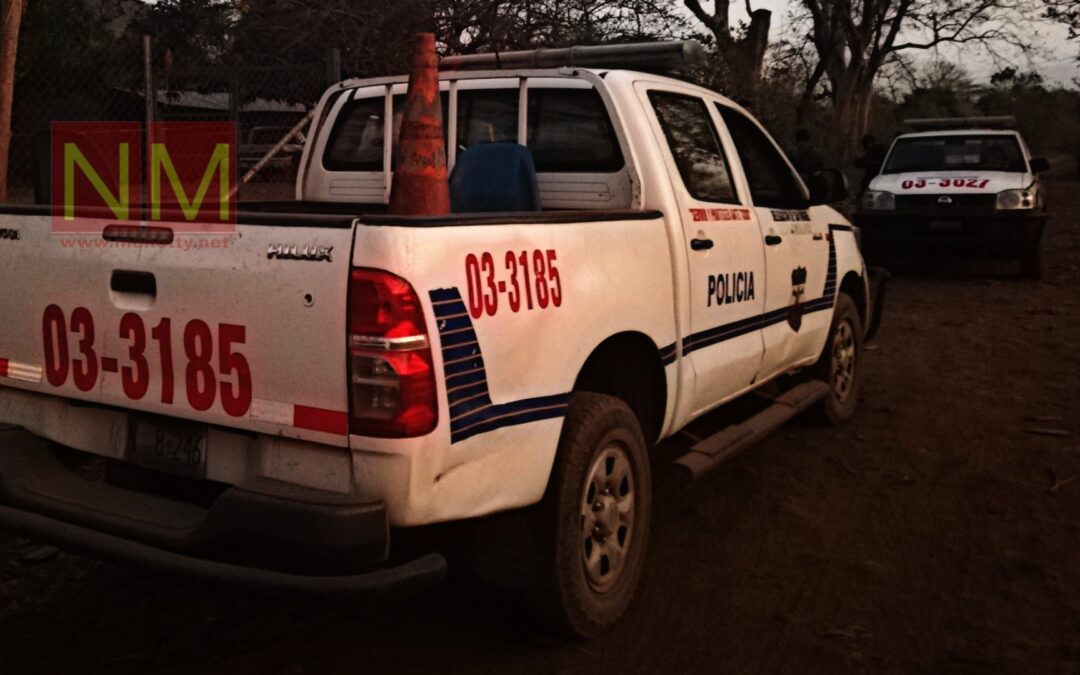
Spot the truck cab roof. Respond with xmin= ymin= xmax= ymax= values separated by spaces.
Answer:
xmin=894 ymin=128 xmax=1022 ymax=140
xmin=334 ymin=66 xmax=743 ymax=109
xmin=297 ymin=67 xmax=758 ymax=209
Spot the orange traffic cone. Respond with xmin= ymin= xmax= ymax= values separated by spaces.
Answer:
xmin=389 ymin=33 xmax=450 ymax=215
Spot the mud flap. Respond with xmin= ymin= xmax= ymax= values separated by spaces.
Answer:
xmin=865 ymin=266 xmax=889 ymax=343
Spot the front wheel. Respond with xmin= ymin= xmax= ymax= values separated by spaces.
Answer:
xmin=530 ymin=392 xmax=651 ymax=638
xmin=807 ymin=293 xmax=863 ymax=425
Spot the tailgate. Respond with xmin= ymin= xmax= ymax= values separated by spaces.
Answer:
xmin=0 ymin=214 xmax=356 ymax=445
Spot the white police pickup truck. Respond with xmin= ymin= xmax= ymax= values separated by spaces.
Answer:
xmin=857 ymin=118 xmax=1049 ymax=277
xmin=0 ymin=42 xmax=881 ymax=636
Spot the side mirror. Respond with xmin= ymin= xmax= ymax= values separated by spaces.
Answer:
xmin=809 ymin=168 xmax=850 ymax=204
xmin=1029 ymin=157 xmax=1049 ymax=173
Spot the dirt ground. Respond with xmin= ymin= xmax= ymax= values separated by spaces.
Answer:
xmin=2 ymin=178 xmax=1079 ymax=675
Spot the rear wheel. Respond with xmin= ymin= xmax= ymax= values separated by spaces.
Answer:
xmin=529 ymin=392 xmax=651 ymax=638
xmin=807 ymin=293 xmax=863 ymax=425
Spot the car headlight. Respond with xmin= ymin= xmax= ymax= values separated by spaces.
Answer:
xmin=996 ymin=185 xmax=1040 ymax=210
xmin=860 ymin=190 xmax=895 ymax=211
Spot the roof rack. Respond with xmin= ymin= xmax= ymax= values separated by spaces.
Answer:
xmin=440 ymin=40 xmax=705 ymax=73
xmin=903 ymin=116 xmax=1016 ymax=130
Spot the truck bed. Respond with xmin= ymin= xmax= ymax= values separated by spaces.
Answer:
xmin=0 ymin=202 xmax=661 ymax=228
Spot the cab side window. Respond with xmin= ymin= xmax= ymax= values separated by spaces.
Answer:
xmin=456 ymin=89 xmax=519 ymax=148
xmin=527 ymin=88 xmax=624 ymax=172
xmin=716 ymin=105 xmax=807 ymax=209
xmin=324 ymin=97 xmax=387 ymax=171
xmin=649 ymin=92 xmax=738 ymax=203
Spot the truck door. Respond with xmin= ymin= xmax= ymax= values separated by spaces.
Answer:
xmin=715 ymin=104 xmax=832 ymax=380
xmin=644 ymin=89 xmax=766 ymax=416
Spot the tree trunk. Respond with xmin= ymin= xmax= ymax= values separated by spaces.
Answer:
xmin=743 ymin=9 xmax=771 ymax=85
xmin=796 ymin=58 xmax=827 ymax=128
xmin=0 ymin=0 xmax=25 ymax=203
xmin=832 ymin=72 xmax=874 ymax=161
xmin=726 ymin=9 xmax=771 ymax=102
xmin=687 ymin=0 xmax=771 ymax=103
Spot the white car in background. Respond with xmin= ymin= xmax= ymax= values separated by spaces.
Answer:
xmin=857 ymin=119 xmax=1049 ymax=277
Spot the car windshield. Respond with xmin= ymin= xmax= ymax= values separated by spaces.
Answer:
xmin=883 ymin=135 xmax=1027 ymax=174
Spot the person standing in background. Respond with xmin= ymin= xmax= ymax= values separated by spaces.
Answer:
xmin=855 ymin=134 xmax=888 ymax=194
xmin=790 ymin=128 xmax=825 ymax=183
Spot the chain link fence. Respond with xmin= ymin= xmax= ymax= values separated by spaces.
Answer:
xmin=153 ymin=59 xmax=332 ymax=201
xmin=8 ymin=15 xmax=337 ymax=205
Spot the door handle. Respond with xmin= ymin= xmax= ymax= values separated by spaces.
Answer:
xmin=765 ymin=235 xmax=783 ymax=246
xmin=111 ymin=270 xmax=157 ymax=297
xmin=690 ymin=238 xmax=714 ymax=251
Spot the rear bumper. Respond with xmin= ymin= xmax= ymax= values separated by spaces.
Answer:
xmin=0 ymin=503 xmax=447 ymax=597
xmin=856 ymin=211 xmax=1046 ymax=263
xmin=0 ymin=434 xmax=446 ymax=598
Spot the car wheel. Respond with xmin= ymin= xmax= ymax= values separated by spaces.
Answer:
xmin=528 ymin=392 xmax=651 ymax=638
xmin=807 ymin=293 xmax=863 ymax=425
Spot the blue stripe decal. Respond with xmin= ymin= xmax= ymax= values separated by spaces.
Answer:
xmin=443 ymin=357 xmax=485 ymax=376
xmin=452 ymin=392 xmax=570 ymax=430
xmin=430 ymin=288 xmax=462 ymax=303
xmin=676 ymin=228 xmax=840 ymax=358
xmin=446 ymin=381 xmax=488 ymax=403
xmin=451 ymin=401 xmax=569 ymax=444
xmin=440 ymin=329 xmax=480 ymax=347
xmin=430 ymin=287 xmax=569 ymax=444
xmin=445 ymin=368 xmax=487 ymax=390
xmin=435 ymin=314 xmax=474 ymax=332
xmin=449 ymin=394 xmax=494 ymax=419
xmin=433 ymin=301 xmax=469 ymax=319
xmin=442 ymin=343 xmax=482 ymax=362
xmin=824 ymin=226 xmax=839 ymax=299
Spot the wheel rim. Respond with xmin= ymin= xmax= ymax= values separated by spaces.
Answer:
xmin=580 ymin=442 xmax=635 ymax=594
xmin=831 ymin=318 xmax=857 ymax=401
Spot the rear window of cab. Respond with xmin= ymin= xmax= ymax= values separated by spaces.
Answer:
xmin=323 ymin=86 xmax=624 ymax=174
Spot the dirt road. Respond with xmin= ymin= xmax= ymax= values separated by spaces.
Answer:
xmin=2 ymin=180 xmax=1079 ymax=675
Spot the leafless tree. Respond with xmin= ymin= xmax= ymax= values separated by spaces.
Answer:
xmin=682 ymin=0 xmax=772 ymax=96
xmin=796 ymin=0 xmax=1036 ymax=156
xmin=230 ymin=0 xmax=685 ymax=77
xmin=1042 ymin=0 xmax=1079 ymax=39
xmin=438 ymin=0 xmax=687 ymax=54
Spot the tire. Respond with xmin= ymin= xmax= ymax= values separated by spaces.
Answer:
xmin=529 ymin=392 xmax=652 ymax=638
xmin=807 ymin=293 xmax=863 ymax=425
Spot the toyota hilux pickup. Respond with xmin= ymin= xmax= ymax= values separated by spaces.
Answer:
xmin=0 ymin=42 xmax=881 ymax=636
xmin=857 ymin=118 xmax=1049 ymax=277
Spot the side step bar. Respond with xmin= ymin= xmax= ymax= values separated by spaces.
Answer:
xmin=675 ymin=381 xmax=830 ymax=479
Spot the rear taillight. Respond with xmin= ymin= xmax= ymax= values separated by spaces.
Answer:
xmin=348 ymin=268 xmax=438 ymax=437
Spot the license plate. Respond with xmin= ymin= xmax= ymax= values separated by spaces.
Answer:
xmin=128 ymin=416 xmax=208 ymax=478
xmin=927 ymin=219 xmax=962 ymax=233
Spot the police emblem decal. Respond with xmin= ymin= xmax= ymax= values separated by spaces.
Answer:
xmin=788 ymin=266 xmax=807 ymax=331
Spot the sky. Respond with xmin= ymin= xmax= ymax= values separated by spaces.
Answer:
xmin=719 ymin=0 xmax=1080 ymax=88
